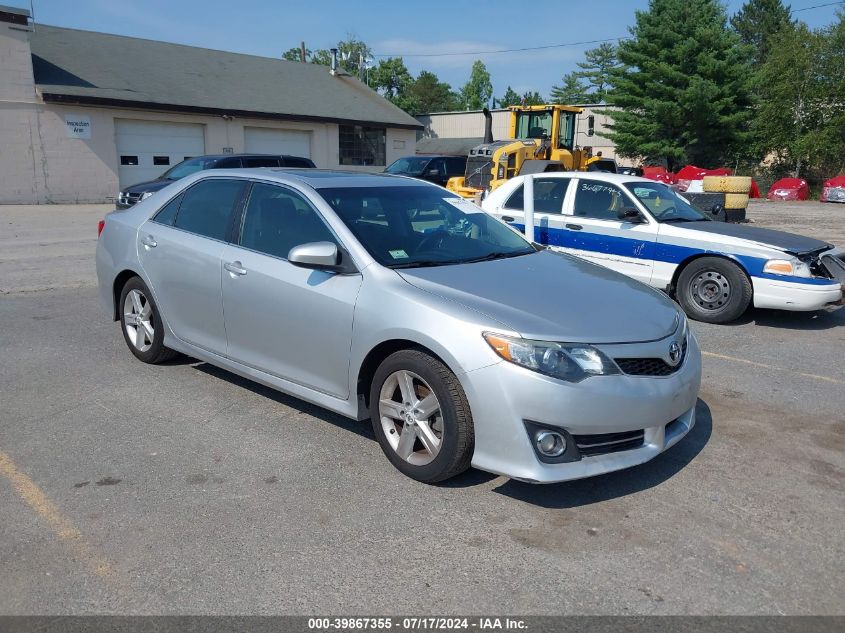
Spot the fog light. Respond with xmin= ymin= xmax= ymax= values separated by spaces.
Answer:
xmin=535 ymin=430 xmax=566 ymax=457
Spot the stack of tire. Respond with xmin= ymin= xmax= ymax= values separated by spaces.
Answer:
xmin=702 ymin=176 xmax=752 ymax=222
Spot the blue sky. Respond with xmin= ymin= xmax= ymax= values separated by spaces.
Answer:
xmin=13 ymin=0 xmax=844 ymax=98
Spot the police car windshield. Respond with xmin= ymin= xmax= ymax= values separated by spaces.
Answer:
xmin=624 ymin=182 xmax=709 ymax=223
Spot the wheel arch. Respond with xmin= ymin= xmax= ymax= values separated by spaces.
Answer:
xmin=112 ymin=269 xmax=142 ymax=321
xmin=670 ymin=252 xmax=753 ymax=297
xmin=356 ymin=339 xmax=454 ymax=413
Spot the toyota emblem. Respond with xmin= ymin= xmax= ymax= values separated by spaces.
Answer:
xmin=668 ymin=341 xmax=682 ymax=366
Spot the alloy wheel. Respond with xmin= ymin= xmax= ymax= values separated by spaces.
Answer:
xmin=378 ymin=370 xmax=443 ymax=466
xmin=123 ymin=289 xmax=154 ymax=353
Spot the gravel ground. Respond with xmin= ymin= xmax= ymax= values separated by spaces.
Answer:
xmin=0 ymin=200 xmax=842 ymax=616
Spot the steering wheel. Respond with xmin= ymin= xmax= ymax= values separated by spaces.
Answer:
xmin=417 ymin=229 xmax=450 ymax=252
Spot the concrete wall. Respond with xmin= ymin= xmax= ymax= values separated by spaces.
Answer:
xmin=0 ymin=16 xmax=417 ymax=204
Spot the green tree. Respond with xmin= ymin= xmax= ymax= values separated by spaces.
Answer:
xmin=575 ymin=42 xmax=620 ymax=98
xmin=460 ymin=60 xmax=493 ymax=110
xmin=498 ymin=86 xmax=522 ymax=107
xmin=336 ymin=36 xmax=372 ymax=77
xmin=370 ymin=57 xmax=413 ymax=101
xmin=405 ymin=70 xmax=460 ymax=114
xmin=754 ymin=15 xmax=845 ymax=177
xmin=282 ymin=47 xmax=307 ymax=62
xmin=521 ymin=90 xmax=545 ymax=105
xmin=550 ymin=72 xmax=590 ymax=104
xmin=731 ymin=0 xmax=794 ymax=67
xmin=607 ymin=0 xmax=753 ymax=171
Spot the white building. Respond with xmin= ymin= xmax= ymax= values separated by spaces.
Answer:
xmin=0 ymin=5 xmax=420 ymax=203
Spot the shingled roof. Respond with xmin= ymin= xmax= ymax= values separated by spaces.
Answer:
xmin=29 ymin=25 xmax=421 ymax=129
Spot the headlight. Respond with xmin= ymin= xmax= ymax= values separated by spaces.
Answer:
xmin=139 ymin=191 xmax=155 ymax=201
xmin=763 ymin=258 xmax=810 ymax=277
xmin=483 ymin=332 xmax=619 ymax=382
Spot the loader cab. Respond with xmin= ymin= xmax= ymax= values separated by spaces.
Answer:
xmin=509 ymin=105 xmax=579 ymax=152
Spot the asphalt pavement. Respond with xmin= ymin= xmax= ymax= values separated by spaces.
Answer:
xmin=0 ymin=200 xmax=843 ymax=615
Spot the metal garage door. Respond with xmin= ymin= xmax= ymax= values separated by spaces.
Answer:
xmin=244 ymin=127 xmax=312 ymax=159
xmin=115 ymin=120 xmax=205 ymax=188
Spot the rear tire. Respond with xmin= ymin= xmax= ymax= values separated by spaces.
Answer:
xmin=676 ymin=257 xmax=752 ymax=324
xmin=369 ymin=350 xmax=474 ymax=483
xmin=118 ymin=276 xmax=178 ymax=364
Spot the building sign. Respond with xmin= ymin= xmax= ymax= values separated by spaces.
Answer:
xmin=65 ymin=114 xmax=91 ymax=139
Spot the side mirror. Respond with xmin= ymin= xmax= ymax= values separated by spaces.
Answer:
xmin=288 ymin=241 xmax=341 ymax=271
xmin=617 ymin=207 xmax=645 ymax=223
xmin=710 ymin=204 xmax=724 ymax=216
xmin=427 ymin=169 xmax=440 ymax=177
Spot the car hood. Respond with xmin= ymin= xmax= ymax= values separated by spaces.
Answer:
xmin=397 ymin=250 xmax=680 ymax=343
xmin=678 ymin=221 xmax=832 ymax=256
xmin=122 ymin=179 xmax=171 ymax=194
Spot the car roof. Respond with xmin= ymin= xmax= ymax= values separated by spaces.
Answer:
xmin=522 ymin=171 xmax=653 ymax=185
xmin=192 ymin=153 xmax=309 ymax=160
xmin=199 ymin=168 xmax=433 ymax=189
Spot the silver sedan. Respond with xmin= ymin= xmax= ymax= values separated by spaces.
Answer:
xmin=96 ymin=169 xmax=701 ymax=483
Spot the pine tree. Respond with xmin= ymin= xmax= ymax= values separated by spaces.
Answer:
xmin=575 ymin=42 xmax=620 ymax=99
xmin=731 ymin=0 xmax=794 ymax=67
xmin=405 ymin=71 xmax=461 ymax=114
xmin=550 ymin=72 xmax=590 ymax=104
xmin=607 ymin=0 xmax=753 ymax=171
xmin=498 ymin=86 xmax=522 ymax=107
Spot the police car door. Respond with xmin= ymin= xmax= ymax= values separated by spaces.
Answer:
xmin=496 ymin=177 xmax=572 ymax=247
xmin=562 ymin=178 xmax=658 ymax=285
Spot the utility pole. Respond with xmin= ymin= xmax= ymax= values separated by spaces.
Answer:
xmin=300 ymin=41 xmax=306 ymax=63
xmin=359 ymin=52 xmax=365 ymax=82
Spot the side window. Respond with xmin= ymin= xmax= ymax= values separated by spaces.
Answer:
xmin=174 ymin=179 xmax=246 ymax=241
xmin=152 ymin=192 xmax=184 ymax=226
xmin=446 ymin=157 xmax=466 ymax=176
xmin=240 ymin=183 xmax=337 ymax=259
xmin=215 ymin=157 xmax=242 ymax=168
xmin=243 ymin=157 xmax=281 ymax=167
xmin=573 ymin=180 xmax=627 ymax=220
xmin=503 ymin=178 xmax=569 ymax=214
xmin=283 ymin=157 xmax=314 ymax=168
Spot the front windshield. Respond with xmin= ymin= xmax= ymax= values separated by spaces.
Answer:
xmin=163 ymin=157 xmax=217 ymax=180
xmin=318 ymin=186 xmax=535 ymax=268
xmin=385 ymin=157 xmax=431 ymax=176
xmin=624 ymin=181 xmax=709 ymax=223
xmin=514 ymin=111 xmax=553 ymax=139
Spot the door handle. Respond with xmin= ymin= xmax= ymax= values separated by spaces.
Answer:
xmin=566 ymin=223 xmax=583 ymax=231
xmin=501 ymin=215 xmax=515 ymax=223
xmin=141 ymin=235 xmax=157 ymax=248
xmin=224 ymin=261 xmax=247 ymax=276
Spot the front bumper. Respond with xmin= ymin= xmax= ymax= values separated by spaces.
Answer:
xmin=752 ymin=276 xmax=843 ymax=311
xmin=461 ymin=332 xmax=702 ymax=484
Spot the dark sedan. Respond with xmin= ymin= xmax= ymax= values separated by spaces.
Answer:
xmin=116 ymin=153 xmax=315 ymax=208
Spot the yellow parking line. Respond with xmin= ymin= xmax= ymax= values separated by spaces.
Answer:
xmin=0 ymin=450 xmax=115 ymax=579
xmin=702 ymin=351 xmax=845 ymax=385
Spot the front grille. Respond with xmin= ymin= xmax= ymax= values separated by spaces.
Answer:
xmin=614 ymin=337 xmax=687 ymax=377
xmin=464 ymin=156 xmax=492 ymax=190
xmin=118 ymin=192 xmax=142 ymax=207
xmin=573 ymin=429 xmax=645 ymax=457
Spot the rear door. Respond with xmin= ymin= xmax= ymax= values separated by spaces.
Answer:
xmin=137 ymin=178 xmax=247 ymax=355
xmin=220 ymin=182 xmax=362 ymax=398
xmin=561 ymin=178 xmax=658 ymax=284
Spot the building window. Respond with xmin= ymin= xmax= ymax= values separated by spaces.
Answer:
xmin=153 ymin=156 xmax=170 ymax=166
xmin=587 ymin=115 xmax=595 ymax=137
xmin=339 ymin=125 xmax=386 ymax=166
xmin=120 ymin=155 xmax=138 ymax=166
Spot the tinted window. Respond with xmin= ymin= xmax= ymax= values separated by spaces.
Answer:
xmin=320 ymin=185 xmax=533 ymax=268
xmin=504 ymin=178 xmax=570 ymax=214
xmin=163 ymin=157 xmax=217 ymax=180
xmin=153 ymin=193 xmax=183 ymax=226
xmin=573 ymin=180 xmax=627 ymax=220
xmin=215 ymin=157 xmax=242 ymax=168
xmin=282 ymin=157 xmax=314 ymax=168
xmin=243 ymin=157 xmax=281 ymax=168
xmin=240 ymin=183 xmax=336 ymax=259
xmin=174 ymin=179 xmax=246 ymax=240
xmin=446 ymin=157 xmax=466 ymax=175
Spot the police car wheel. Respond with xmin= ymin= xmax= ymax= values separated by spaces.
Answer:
xmin=676 ymin=257 xmax=752 ymax=324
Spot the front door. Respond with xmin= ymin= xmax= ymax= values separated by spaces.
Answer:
xmin=137 ymin=178 xmax=247 ymax=355
xmin=559 ymin=178 xmax=658 ymax=285
xmin=221 ymin=182 xmax=361 ymax=398
xmin=491 ymin=176 xmax=572 ymax=247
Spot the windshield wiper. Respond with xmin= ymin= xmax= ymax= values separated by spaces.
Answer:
xmin=388 ymin=259 xmax=466 ymax=269
xmin=463 ymin=250 xmax=534 ymax=263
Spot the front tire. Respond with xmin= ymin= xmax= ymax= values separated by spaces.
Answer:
xmin=118 ymin=276 xmax=177 ymax=363
xmin=369 ymin=350 xmax=474 ymax=483
xmin=676 ymin=257 xmax=752 ymax=323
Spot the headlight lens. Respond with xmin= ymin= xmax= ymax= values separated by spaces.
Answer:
xmin=483 ymin=332 xmax=620 ymax=382
xmin=763 ymin=258 xmax=810 ymax=277
xmin=139 ymin=191 xmax=155 ymax=200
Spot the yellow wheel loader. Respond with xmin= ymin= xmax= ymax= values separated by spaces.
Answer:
xmin=446 ymin=104 xmax=613 ymax=200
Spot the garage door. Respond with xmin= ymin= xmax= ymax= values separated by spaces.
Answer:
xmin=115 ymin=120 xmax=205 ymax=188
xmin=244 ymin=127 xmax=312 ymax=159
